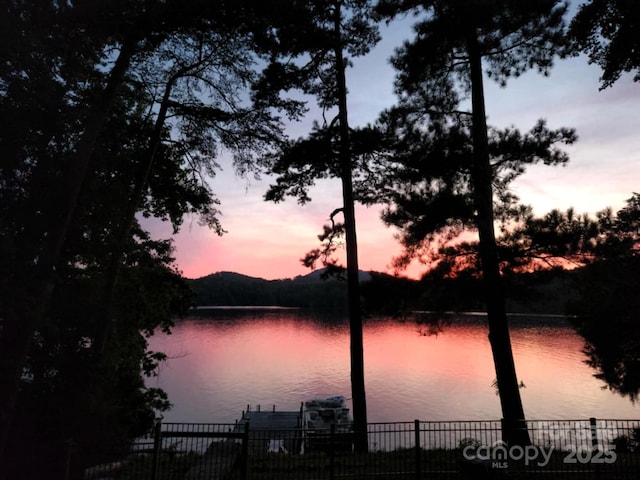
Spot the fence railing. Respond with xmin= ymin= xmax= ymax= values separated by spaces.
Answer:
xmin=81 ymin=418 xmax=640 ymax=479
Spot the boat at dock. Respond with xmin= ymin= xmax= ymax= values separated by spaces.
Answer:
xmin=303 ymin=395 xmax=351 ymax=431
xmin=302 ymin=395 xmax=353 ymax=452
xmin=235 ymin=396 xmax=353 ymax=453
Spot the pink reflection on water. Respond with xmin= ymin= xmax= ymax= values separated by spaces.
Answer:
xmin=147 ymin=313 xmax=638 ymax=424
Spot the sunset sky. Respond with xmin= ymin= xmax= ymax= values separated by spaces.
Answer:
xmin=144 ymin=15 xmax=640 ymax=281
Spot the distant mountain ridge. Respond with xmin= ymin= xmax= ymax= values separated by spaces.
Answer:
xmin=188 ymin=269 xmax=372 ymax=283
xmin=186 ymin=268 xmax=375 ymax=310
xmin=185 ymin=267 xmax=580 ymax=315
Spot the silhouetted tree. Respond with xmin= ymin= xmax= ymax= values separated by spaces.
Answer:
xmin=0 ymin=0 xmax=304 ymax=469
xmin=569 ymin=256 xmax=640 ymax=402
xmin=569 ymin=0 xmax=640 ymax=88
xmin=0 ymin=1 xmax=142 ymax=454
xmin=376 ymin=0 xmax=572 ymax=445
xmin=1 ymin=71 xmax=205 ymax=476
xmin=261 ymin=0 xmax=380 ymax=452
xmin=488 ymin=193 xmax=640 ymax=400
xmin=412 ymin=192 xmax=640 ymax=410
xmin=501 ymin=192 xmax=640 ymax=266
xmin=566 ymin=194 xmax=640 ymax=401
xmin=94 ymin=24 xmax=294 ymax=361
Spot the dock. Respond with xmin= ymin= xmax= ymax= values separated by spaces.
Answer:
xmin=237 ymin=404 xmax=303 ymax=430
xmin=235 ymin=404 xmax=304 ymax=454
xmin=152 ymin=399 xmax=352 ymax=479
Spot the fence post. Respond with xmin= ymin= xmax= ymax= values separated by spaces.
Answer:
xmin=240 ymin=421 xmax=250 ymax=480
xmin=63 ymin=438 xmax=75 ymax=480
xmin=414 ymin=420 xmax=421 ymax=480
xmin=151 ymin=421 xmax=162 ymax=480
xmin=589 ymin=417 xmax=599 ymax=449
xmin=590 ymin=417 xmax=601 ymax=479
xmin=330 ymin=423 xmax=336 ymax=480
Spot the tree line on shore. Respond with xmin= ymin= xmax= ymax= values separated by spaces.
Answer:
xmin=1 ymin=1 xmax=638 ymax=477
xmin=187 ymin=267 xmax=571 ymax=315
xmin=188 ymin=244 xmax=636 ymax=321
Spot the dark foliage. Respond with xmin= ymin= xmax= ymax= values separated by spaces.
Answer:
xmin=0 ymin=0 xmax=304 ymax=475
xmin=4 ymin=233 xmax=194 ymax=478
xmin=569 ymin=0 xmax=640 ymax=88
xmin=188 ymin=267 xmax=582 ymax=317
xmin=569 ymin=256 xmax=640 ymax=401
xmin=375 ymin=0 xmax=573 ymax=446
xmin=258 ymin=0 xmax=381 ymax=451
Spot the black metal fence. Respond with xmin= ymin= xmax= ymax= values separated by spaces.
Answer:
xmin=81 ymin=418 xmax=640 ymax=479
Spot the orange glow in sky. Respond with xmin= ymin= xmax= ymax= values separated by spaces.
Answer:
xmin=143 ymin=18 xmax=640 ymax=282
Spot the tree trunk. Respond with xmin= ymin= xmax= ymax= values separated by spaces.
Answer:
xmin=93 ymin=68 xmax=182 ymax=358
xmin=0 ymin=37 xmax=136 ymax=462
xmin=333 ymin=4 xmax=368 ymax=453
xmin=466 ymin=30 xmax=530 ymax=446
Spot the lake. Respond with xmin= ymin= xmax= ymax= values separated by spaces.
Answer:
xmin=146 ymin=309 xmax=638 ymax=424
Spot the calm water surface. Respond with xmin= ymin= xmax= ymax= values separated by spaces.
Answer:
xmin=146 ymin=310 xmax=638 ymax=424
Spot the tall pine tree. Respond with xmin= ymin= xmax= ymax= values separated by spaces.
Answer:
xmin=259 ymin=0 xmax=380 ymax=451
xmin=376 ymin=0 xmax=571 ymax=445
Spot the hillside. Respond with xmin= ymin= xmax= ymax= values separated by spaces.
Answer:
xmin=187 ymin=269 xmax=371 ymax=310
xmin=186 ymin=267 xmax=579 ymax=315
